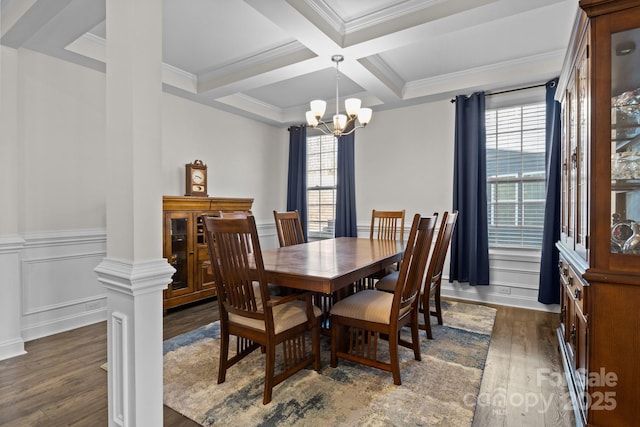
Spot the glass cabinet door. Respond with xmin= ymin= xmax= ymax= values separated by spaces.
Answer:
xmin=611 ymin=27 xmax=640 ymax=255
xmin=167 ymin=214 xmax=194 ymax=294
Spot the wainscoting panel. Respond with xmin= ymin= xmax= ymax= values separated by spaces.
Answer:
xmin=20 ymin=229 xmax=107 ymax=341
xmin=442 ymin=249 xmax=560 ymax=312
xmin=18 ymin=224 xmax=277 ymax=342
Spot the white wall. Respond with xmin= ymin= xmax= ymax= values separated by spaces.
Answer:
xmin=355 ymin=100 xmax=455 ymax=221
xmin=161 ymin=93 xmax=288 ymax=225
xmin=1 ymin=46 xmax=556 ymax=354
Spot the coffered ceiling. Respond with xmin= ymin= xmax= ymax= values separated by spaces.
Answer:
xmin=1 ymin=0 xmax=577 ymax=126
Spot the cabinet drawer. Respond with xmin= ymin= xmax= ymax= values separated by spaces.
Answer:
xmin=568 ymin=268 xmax=587 ymax=316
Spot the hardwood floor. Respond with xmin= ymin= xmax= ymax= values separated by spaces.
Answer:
xmin=0 ymin=299 xmax=574 ymax=426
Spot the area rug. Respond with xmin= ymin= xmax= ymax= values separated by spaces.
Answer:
xmin=163 ymin=300 xmax=496 ymax=426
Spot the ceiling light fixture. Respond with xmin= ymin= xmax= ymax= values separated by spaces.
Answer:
xmin=305 ymin=54 xmax=372 ymax=137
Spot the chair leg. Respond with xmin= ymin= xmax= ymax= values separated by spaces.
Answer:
xmin=330 ymin=320 xmax=340 ymax=368
xmin=263 ymin=341 xmax=276 ymax=405
xmin=388 ymin=329 xmax=401 ymax=385
xmin=434 ymin=286 xmax=443 ymax=325
xmin=411 ymin=311 xmax=422 ymax=362
xmin=312 ymin=319 xmax=321 ymax=371
xmin=218 ymin=331 xmax=230 ymax=384
xmin=422 ymin=294 xmax=433 ymax=340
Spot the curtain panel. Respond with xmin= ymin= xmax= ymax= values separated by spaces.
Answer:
xmin=335 ymin=132 xmax=357 ymax=237
xmin=449 ymin=92 xmax=490 ymax=286
xmin=538 ymin=78 xmax=562 ymax=304
xmin=287 ymin=126 xmax=308 ymax=240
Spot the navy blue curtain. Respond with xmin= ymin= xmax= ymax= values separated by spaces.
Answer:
xmin=449 ymin=92 xmax=490 ymax=286
xmin=335 ymin=132 xmax=357 ymax=237
xmin=287 ymin=126 xmax=308 ymax=240
xmin=538 ymin=78 xmax=562 ymax=304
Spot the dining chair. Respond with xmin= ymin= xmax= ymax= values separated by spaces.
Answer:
xmin=203 ymin=215 xmax=321 ymax=404
xmin=370 ymin=209 xmax=405 ymax=241
xmin=330 ymin=213 xmax=437 ymax=385
xmin=273 ymin=210 xmax=305 ymax=247
xmin=376 ymin=211 xmax=458 ymax=339
xmin=361 ymin=209 xmax=406 ymax=290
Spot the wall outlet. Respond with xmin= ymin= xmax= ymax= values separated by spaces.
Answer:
xmin=496 ymin=286 xmax=511 ymax=295
xmin=85 ymin=301 xmax=101 ymax=311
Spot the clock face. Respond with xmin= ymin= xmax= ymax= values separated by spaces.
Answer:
xmin=192 ymin=169 xmax=205 ymax=184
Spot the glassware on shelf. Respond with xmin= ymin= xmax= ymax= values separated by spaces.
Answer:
xmin=612 ymin=150 xmax=640 ymax=180
xmin=613 ymin=88 xmax=640 ymax=114
xmin=623 ymin=221 xmax=640 ymax=254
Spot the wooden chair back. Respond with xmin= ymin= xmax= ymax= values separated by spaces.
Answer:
xmin=273 ymin=210 xmax=305 ymax=247
xmin=370 ymin=209 xmax=405 ymax=241
xmin=392 ymin=214 xmax=437 ymax=319
xmin=421 ymin=210 xmax=458 ymax=338
xmin=427 ymin=211 xmax=458 ymax=291
xmin=203 ymin=216 xmax=270 ymax=323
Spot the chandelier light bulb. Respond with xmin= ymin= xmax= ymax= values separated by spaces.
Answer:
xmin=345 ymin=98 xmax=361 ymax=118
xmin=358 ymin=108 xmax=372 ymax=126
xmin=333 ymin=114 xmax=347 ymax=133
xmin=306 ymin=111 xmax=319 ymax=127
xmin=310 ymin=100 xmax=326 ymax=120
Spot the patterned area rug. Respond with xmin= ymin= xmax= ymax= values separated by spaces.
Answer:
xmin=163 ymin=300 xmax=496 ymax=426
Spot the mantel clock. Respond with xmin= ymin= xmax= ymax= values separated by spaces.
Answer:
xmin=185 ymin=160 xmax=207 ymax=196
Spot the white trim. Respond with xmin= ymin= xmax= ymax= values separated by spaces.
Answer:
xmin=111 ymin=311 xmax=128 ymax=427
xmin=0 ymin=337 xmax=26 ymax=361
xmin=95 ymin=258 xmax=175 ymax=296
xmin=21 ymin=308 xmax=106 ymax=342
xmin=0 ymin=235 xmax=25 ymax=253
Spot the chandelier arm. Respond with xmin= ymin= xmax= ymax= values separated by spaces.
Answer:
xmin=316 ymin=120 xmax=334 ymax=136
xmin=339 ymin=124 xmax=364 ymax=137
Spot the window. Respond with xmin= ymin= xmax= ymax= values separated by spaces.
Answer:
xmin=486 ymin=103 xmax=546 ymax=248
xmin=307 ymin=134 xmax=337 ymax=239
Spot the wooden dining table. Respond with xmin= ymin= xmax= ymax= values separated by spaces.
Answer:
xmin=256 ymin=237 xmax=405 ymax=294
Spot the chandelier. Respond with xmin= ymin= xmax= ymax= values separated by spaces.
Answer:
xmin=305 ymin=55 xmax=372 ymax=137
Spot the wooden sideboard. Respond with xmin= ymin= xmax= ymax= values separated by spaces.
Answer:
xmin=162 ymin=196 xmax=254 ymax=309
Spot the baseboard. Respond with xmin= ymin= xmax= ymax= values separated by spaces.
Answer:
xmin=21 ymin=307 xmax=107 ymax=342
xmin=441 ymin=283 xmax=561 ymax=313
xmin=0 ymin=338 xmax=26 ymax=361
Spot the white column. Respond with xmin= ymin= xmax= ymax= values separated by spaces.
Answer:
xmin=0 ymin=45 xmax=26 ymax=361
xmin=94 ymin=1 xmax=174 ymax=426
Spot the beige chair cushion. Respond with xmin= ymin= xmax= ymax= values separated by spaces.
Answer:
xmin=230 ymin=299 xmax=321 ymax=334
xmin=330 ymin=289 xmax=393 ymax=324
xmin=374 ymin=271 xmax=399 ymax=293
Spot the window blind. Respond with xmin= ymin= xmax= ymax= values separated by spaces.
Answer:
xmin=307 ymin=134 xmax=337 ymax=237
xmin=486 ymin=103 xmax=546 ymax=248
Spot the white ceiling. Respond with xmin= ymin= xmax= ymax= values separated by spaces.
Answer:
xmin=0 ymin=0 xmax=578 ymax=126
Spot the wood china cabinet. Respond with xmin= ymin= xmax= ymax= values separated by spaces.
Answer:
xmin=162 ymin=196 xmax=253 ymax=309
xmin=556 ymin=2 xmax=640 ymax=426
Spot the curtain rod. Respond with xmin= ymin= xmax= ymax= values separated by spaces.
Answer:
xmin=450 ymin=82 xmax=548 ymax=103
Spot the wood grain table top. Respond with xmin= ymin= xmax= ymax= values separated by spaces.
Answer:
xmin=257 ymin=237 xmax=404 ymax=294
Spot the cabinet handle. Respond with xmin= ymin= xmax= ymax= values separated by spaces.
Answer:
xmin=571 ymin=151 xmax=577 ymax=168
xmin=563 ymin=267 xmax=568 ymax=277
xmin=574 ymin=287 xmax=582 ymax=300
xmin=570 ymin=325 xmax=576 ymax=345
xmin=568 ymin=276 xmax=574 ymax=286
